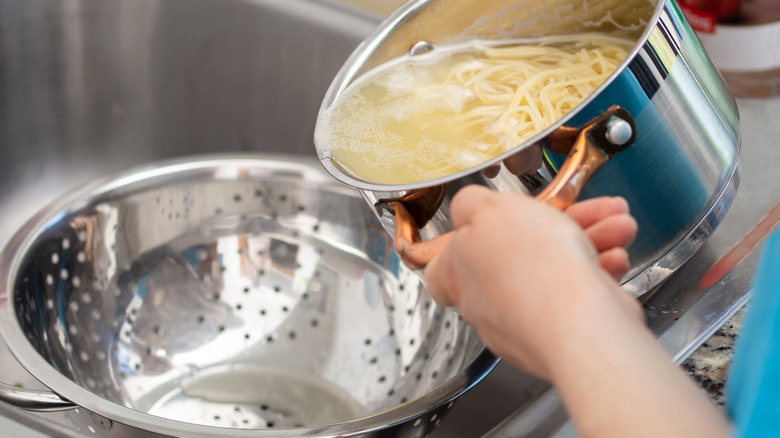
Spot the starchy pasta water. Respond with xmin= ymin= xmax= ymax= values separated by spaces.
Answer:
xmin=315 ymin=33 xmax=633 ymax=184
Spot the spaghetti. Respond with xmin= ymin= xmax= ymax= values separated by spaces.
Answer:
xmin=315 ymin=33 xmax=633 ymax=184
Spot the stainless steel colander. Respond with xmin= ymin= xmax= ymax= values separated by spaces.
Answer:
xmin=0 ymin=155 xmax=496 ymax=437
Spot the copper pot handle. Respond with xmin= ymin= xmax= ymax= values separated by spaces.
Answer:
xmin=384 ymin=105 xmax=636 ymax=270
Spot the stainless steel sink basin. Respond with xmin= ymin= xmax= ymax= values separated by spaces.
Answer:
xmin=0 ymin=0 xmax=544 ymax=435
xmin=0 ymin=0 xmax=380 ymax=246
xmin=0 ymin=0 xmax=776 ymax=436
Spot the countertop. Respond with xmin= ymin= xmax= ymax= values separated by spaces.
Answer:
xmin=683 ymin=305 xmax=746 ymax=407
xmin=678 ymin=95 xmax=780 ymax=412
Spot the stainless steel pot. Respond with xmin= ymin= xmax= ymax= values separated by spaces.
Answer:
xmin=0 ymin=155 xmax=497 ymax=437
xmin=314 ymin=0 xmax=741 ymax=296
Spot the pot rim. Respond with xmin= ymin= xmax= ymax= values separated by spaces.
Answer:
xmin=314 ymin=0 xmax=666 ymax=192
xmin=0 ymin=154 xmax=499 ymax=437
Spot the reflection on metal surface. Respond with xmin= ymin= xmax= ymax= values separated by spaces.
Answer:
xmin=319 ymin=0 xmax=740 ymax=298
xmin=0 ymin=156 xmax=495 ymax=436
xmin=0 ymin=0 xmax=771 ymax=435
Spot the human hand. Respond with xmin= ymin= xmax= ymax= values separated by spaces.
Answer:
xmin=424 ymin=185 xmax=731 ymax=438
xmin=564 ymin=195 xmax=637 ymax=280
xmin=423 ymin=185 xmax=641 ymax=380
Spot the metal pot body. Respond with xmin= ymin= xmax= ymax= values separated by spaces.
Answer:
xmin=316 ymin=0 xmax=741 ymax=296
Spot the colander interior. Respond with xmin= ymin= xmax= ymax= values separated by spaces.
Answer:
xmin=7 ymin=157 xmax=486 ymax=430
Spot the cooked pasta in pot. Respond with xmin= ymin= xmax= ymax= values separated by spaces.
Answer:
xmin=315 ymin=33 xmax=633 ymax=184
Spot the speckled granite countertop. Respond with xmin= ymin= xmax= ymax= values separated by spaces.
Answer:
xmin=682 ymin=305 xmax=747 ymax=407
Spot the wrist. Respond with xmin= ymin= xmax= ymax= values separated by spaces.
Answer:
xmin=545 ymin=281 xmax=648 ymax=383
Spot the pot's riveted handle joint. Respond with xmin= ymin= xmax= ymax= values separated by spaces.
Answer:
xmin=384 ymin=200 xmax=455 ymax=271
xmin=537 ymin=105 xmax=635 ymax=209
xmin=383 ymin=105 xmax=635 ymax=270
xmin=381 ymin=185 xmax=452 ymax=270
xmin=0 ymin=381 xmax=76 ymax=411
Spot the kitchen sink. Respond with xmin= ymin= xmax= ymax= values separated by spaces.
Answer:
xmin=0 ymin=0 xmax=777 ymax=436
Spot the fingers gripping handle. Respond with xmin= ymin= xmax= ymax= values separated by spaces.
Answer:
xmin=387 ymin=106 xmax=635 ymax=270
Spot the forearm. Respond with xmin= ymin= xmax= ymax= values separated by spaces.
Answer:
xmin=549 ymin=295 xmax=731 ymax=438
